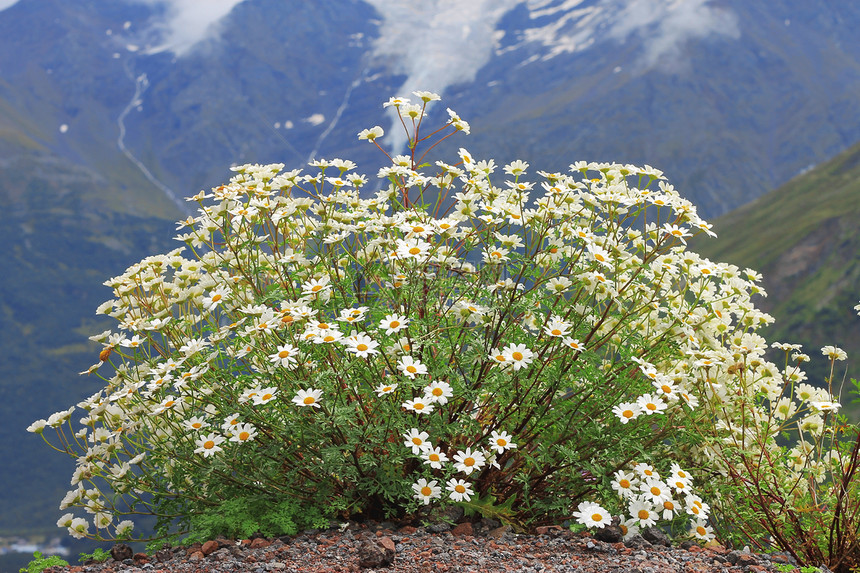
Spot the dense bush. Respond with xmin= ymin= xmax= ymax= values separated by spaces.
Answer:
xmin=29 ymin=92 xmax=860 ymax=570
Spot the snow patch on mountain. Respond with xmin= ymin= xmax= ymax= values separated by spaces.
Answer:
xmin=513 ymin=0 xmax=740 ymax=68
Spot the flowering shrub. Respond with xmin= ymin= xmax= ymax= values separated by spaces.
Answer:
xmin=33 ymin=91 xmax=848 ymax=552
xmin=679 ymin=331 xmax=860 ymax=572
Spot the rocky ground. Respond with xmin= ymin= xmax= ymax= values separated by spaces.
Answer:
xmin=39 ymin=518 xmax=815 ymax=573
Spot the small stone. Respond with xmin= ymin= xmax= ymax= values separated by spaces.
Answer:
xmin=133 ymin=552 xmax=149 ymax=563
xmin=111 ymin=543 xmax=134 ymax=561
xmin=188 ymin=551 xmax=205 ymax=561
xmin=356 ymin=538 xmax=395 ymax=568
xmin=250 ymin=537 xmax=271 ymax=549
xmin=155 ymin=549 xmax=173 ymax=563
xmin=451 ymin=522 xmax=474 ymax=536
xmin=427 ymin=522 xmax=451 ymax=533
xmin=641 ymin=527 xmax=671 ymax=547
xmin=487 ymin=525 xmax=511 ymax=539
xmin=378 ymin=536 xmax=396 ymax=552
xmin=535 ymin=525 xmax=563 ymax=535
xmin=594 ymin=525 xmax=623 ymax=543
xmin=201 ymin=540 xmax=220 ymax=555
xmin=624 ymin=535 xmax=653 ymax=550
xmin=398 ymin=525 xmax=417 ymax=535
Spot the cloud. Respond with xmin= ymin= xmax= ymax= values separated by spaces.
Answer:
xmin=127 ymin=0 xmax=246 ymax=56
xmin=0 ymin=0 xmax=19 ymax=10
xmin=364 ymin=0 xmax=522 ymax=154
xmin=606 ymin=0 xmax=740 ymax=69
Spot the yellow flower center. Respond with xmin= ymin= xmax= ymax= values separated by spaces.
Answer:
xmin=512 ymin=352 xmax=524 ymax=361
xmin=412 ymin=437 xmax=422 ymax=445
xmin=638 ymin=509 xmax=650 ymax=520
xmin=620 ymin=479 xmax=630 ymax=489
xmin=311 ymin=285 xmax=323 ymax=292
xmin=696 ymin=526 xmax=707 ymax=536
xmin=262 ymin=393 xmax=273 ymax=401
xmin=390 ymin=320 xmax=400 ymax=329
xmin=651 ymin=486 xmax=661 ymax=496
xmin=432 ymin=388 xmax=443 ymax=396
xmin=413 ymin=403 xmax=425 ymax=410
xmin=407 ymin=365 xmax=417 ymax=373
xmin=464 ymin=457 xmax=475 ymax=467
xmin=455 ymin=485 xmax=466 ymax=494
xmin=409 ymin=247 xmax=421 ymax=255
xmin=623 ymin=410 xmax=634 ymax=419
xmin=646 ymin=403 xmax=657 ymax=411
xmin=303 ymin=396 xmax=315 ymax=405
xmin=497 ymin=438 xmax=507 ymax=447
xmin=212 ymin=294 xmax=222 ymax=302
xmin=204 ymin=440 xmax=215 ymax=449
xmin=663 ymin=501 xmax=674 ymax=510
xmin=429 ymin=454 xmax=439 ymax=462
xmin=279 ymin=350 xmax=291 ymax=358
xmin=323 ymin=335 xmax=335 ymax=342
xmin=421 ymin=486 xmax=432 ymax=496
xmin=239 ymin=431 xmax=250 ymax=441
xmin=357 ymin=344 xmax=368 ymax=352
xmin=591 ymin=513 xmax=603 ymax=522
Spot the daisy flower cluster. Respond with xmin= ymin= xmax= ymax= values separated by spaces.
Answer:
xmin=574 ymin=462 xmax=713 ymax=543
xmin=30 ymin=91 xmax=855 ymax=554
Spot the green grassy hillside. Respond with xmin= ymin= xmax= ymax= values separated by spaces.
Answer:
xmin=692 ymin=140 xmax=860 ymax=405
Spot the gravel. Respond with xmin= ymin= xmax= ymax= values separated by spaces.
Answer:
xmin=46 ymin=521 xmax=801 ymax=573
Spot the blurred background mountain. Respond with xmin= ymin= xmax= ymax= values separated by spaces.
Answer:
xmin=2 ymin=0 xmax=859 ymax=558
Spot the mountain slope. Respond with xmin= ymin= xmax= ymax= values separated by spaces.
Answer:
xmin=0 ymin=147 xmax=176 ymax=536
xmin=692 ymin=140 xmax=860 ymax=393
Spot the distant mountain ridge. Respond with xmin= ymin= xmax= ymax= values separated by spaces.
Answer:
xmin=2 ymin=0 xmax=860 ymax=219
xmin=3 ymin=0 xmax=860 ymax=543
